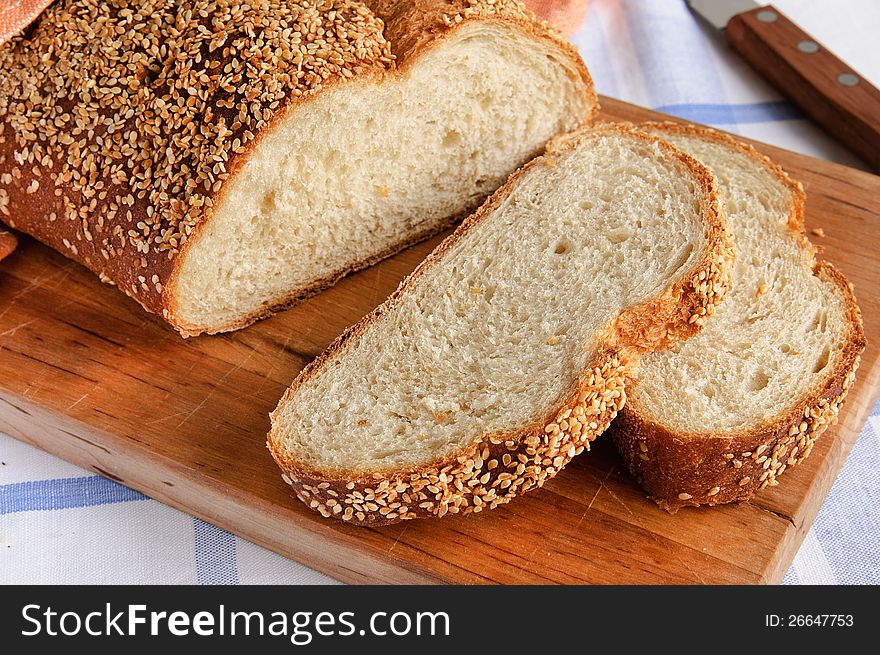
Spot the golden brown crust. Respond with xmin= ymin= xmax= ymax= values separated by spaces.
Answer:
xmin=169 ymin=0 xmax=596 ymax=336
xmin=366 ymin=1 xmax=534 ymax=63
xmin=558 ymin=123 xmax=736 ymax=342
xmin=611 ymin=122 xmax=867 ymax=512
xmin=268 ymin=123 xmax=734 ymax=525
xmin=274 ymin=351 xmax=630 ymax=524
xmin=0 ymin=0 xmax=594 ymax=337
xmin=364 ymin=0 xmax=595 ymax=114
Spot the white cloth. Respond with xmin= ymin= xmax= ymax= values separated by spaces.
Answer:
xmin=2 ymin=0 xmax=878 ymax=584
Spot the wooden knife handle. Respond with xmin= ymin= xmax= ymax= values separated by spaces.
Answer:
xmin=726 ymin=5 xmax=880 ymax=170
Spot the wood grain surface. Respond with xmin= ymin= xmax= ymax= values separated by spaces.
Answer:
xmin=1 ymin=97 xmax=878 ymax=584
xmin=726 ymin=5 xmax=880 ymax=170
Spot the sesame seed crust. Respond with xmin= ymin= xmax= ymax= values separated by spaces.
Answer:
xmin=0 ymin=0 xmax=392 ymax=319
xmin=268 ymin=123 xmax=734 ymax=525
xmin=277 ymin=352 xmax=629 ymax=525
xmin=611 ymin=123 xmax=867 ymax=513
xmin=0 ymin=0 xmax=594 ymax=336
xmin=614 ymin=336 xmax=861 ymax=512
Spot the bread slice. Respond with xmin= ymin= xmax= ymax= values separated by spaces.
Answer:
xmin=0 ymin=0 xmax=595 ymax=336
xmin=268 ymin=124 xmax=735 ymax=525
xmin=612 ymin=123 xmax=866 ymax=512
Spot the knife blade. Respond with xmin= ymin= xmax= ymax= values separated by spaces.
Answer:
xmin=688 ymin=0 xmax=759 ymax=30
xmin=686 ymin=0 xmax=880 ymax=170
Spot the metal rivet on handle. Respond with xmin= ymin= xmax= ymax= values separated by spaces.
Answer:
xmin=837 ymin=73 xmax=860 ymax=87
xmin=797 ymin=40 xmax=819 ymax=54
xmin=756 ymin=10 xmax=778 ymax=22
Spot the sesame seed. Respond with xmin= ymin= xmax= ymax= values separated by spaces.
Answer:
xmin=277 ymin=347 xmax=635 ymax=523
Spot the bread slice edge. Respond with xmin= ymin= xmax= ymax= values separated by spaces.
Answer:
xmin=611 ymin=122 xmax=867 ymax=513
xmin=267 ymin=123 xmax=734 ymax=525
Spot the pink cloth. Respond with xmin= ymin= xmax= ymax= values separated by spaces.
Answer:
xmin=523 ymin=0 xmax=591 ymax=36
xmin=0 ymin=0 xmax=55 ymax=47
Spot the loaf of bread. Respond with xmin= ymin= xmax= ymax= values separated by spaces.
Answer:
xmin=0 ymin=0 xmax=595 ymax=336
xmin=268 ymin=124 xmax=735 ymax=525
xmin=612 ymin=123 xmax=865 ymax=512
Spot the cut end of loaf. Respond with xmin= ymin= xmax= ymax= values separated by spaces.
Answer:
xmin=167 ymin=20 xmax=594 ymax=335
xmin=0 ymin=1 xmax=593 ymax=337
xmin=269 ymin=123 xmax=735 ymax=525
xmin=613 ymin=123 xmax=867 ymax=512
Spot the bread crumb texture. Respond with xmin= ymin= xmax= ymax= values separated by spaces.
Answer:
xmin=613 ymin=123 xmax=865 ymax=512
xmin=269 ymin=124 xmax=733 ymax=525
xmin=283 ymin=353 xmax=628 ymax=523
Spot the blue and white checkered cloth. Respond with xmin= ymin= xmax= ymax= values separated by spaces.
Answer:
xmin=1 ymin=0 xmax=878 ymax=584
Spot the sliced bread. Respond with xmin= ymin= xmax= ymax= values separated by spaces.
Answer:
xmin=612 ymin=123 xmax=866 ymax=512
xmin=0 ymin=0 xmax=595 ymax=336
xmin=268 ymin=124 xmax=735 ymax=525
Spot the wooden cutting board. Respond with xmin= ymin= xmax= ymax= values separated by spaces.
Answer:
xmin=1 ymin=97 xmax=878 ymax=584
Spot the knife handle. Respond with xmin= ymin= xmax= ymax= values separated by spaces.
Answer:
xmin=726 ymin=5 xmax=880 ymax=170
